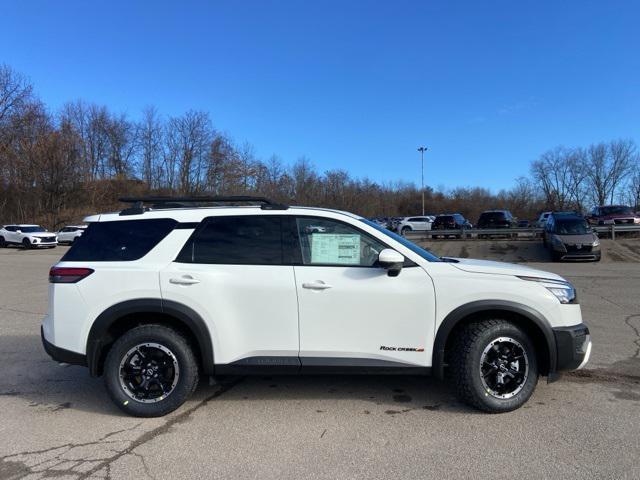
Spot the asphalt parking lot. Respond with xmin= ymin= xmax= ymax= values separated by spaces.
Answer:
xmin=1 ymin=242 xmax=639 ymax=479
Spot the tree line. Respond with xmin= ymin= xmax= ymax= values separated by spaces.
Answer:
xmin=1 ymin=64 xmax=639 ymax=229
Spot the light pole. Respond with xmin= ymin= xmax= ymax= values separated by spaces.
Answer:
xmin=417 ymin=146 xmax=427 ymax=216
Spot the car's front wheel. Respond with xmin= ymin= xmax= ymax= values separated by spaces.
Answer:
xmin=450 ymin=319 xmax=538 ymax=413
xmin=401 ymin=227 xmax=411 ymax=236
xmin=104 ymin=325 xmax=199 ymax=417
xmin=22 ymin=238 xmax=32 ymax=249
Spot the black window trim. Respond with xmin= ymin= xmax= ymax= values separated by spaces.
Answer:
xmin=173 ymin=213 xmax=417 ymax=268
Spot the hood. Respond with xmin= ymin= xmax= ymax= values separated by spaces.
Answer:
xmin=444 ymin=258 xmax=565 ymax=282
xmin=554 ymin=233 xmax=596 ymax=244
xmin=29 ymin=232 xmax=55 ymax=238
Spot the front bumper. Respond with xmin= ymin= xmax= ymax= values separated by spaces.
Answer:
xmin=553 ymin=324 xmax=591 ymax=371
xmin=41 ymin=326 xmax=86 ymax=366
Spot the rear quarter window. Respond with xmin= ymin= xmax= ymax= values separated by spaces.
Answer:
xmin=62 ymin=219 xmax=177 ymax=261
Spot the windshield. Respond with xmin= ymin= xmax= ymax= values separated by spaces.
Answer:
xmin=20 ymin=226 xmax=46 ymax=233
xmin=601 ymin=206 xmax=633 ymax=216
xmin=480 ymin=212 xmax=506 ymax=221
xmin=555 ymin=219 xmax=590 ymax=235
xmin=360 ymin=218 xmax=441 ymax=262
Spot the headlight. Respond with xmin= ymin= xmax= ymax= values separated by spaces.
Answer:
xmin=592 ymin=237 xmax=600 ymax=247
xmin=518 ymin=276 xmax=577 ymax=304
xmin=545 ymin=285 xmax=576 ymax=304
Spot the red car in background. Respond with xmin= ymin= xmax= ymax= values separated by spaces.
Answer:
xmin=587 ymin=205 xmax=640 ymax=225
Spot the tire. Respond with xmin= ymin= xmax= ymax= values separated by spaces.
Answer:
xmin=0 ymin=236 xmax=5 ymax=248
xmin=449 ymin=319 xmax=538 ymax=413
xmin=104 ymin=325 xmax=199 ymax=417
xmin=22 ymin=238 xmax=32 ymax=249
xmin=551 ymin=251 xmax=562 ymax=262
xmin=401 ymin=227 xmax=411 ymax=236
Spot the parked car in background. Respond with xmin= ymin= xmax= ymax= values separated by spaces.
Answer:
xmin=431 ymin=214 xmax=471 ymax=238
xmin=544 ymin=213 xmax=600 ymax=262
xmin=536 ymin=211 xmax=552 ymax=228
xmin=397 ymin=216 xmax=435 ymax=236
xmin=477 ymin=210 xmax=516 ymax=229
xmin=56 ymin=225 xmax=87 ymax=245
xmin=477 ymin=210 xmax=516 ymax=238
xmin=0 ymin=224 xmax=57 ymax=249
xmin=587 ymin=205 xmax=640 ymax=225
xmin=517 ymin=220 xmax=530 ymax=228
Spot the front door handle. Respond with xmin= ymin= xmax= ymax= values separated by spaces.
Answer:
xmin=302 ymin=281 xmax=332 ymax=290
xmin=169 ymin=275 xmax=200 ymax=286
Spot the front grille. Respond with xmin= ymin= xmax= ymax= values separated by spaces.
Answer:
xmin=566 ymin=244 xmax=592 ymax=253
xmin=614 ymin=219 xmax=633 ymax=224
xmin=40 ymin=236 xmax=56 ymax=242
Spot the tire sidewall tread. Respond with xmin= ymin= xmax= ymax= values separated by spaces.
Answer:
xmin=450 ymin=319 xmax=538 ymax=413
xmin=104 ymin=324 xmax=199 ymax=417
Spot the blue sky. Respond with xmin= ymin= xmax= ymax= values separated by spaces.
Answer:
xmin=1 ymin=1 xmax=638 ymax=191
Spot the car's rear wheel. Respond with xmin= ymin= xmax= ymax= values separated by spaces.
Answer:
xmin=104 ymin=325 xmax=199 ymax=417
xmin=0 ymin=236 xmax=6 ymax=248
xmin=449 ymin=319 xmax=538 ymax=413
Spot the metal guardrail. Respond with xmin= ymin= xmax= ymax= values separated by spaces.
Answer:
xmin=402 ymin=224 xmax=640 ymax=240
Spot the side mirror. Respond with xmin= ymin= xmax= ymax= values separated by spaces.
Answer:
xmin=16 ymin=230 xmax=22 ymax=234
xmin=378 ymin=248 xmax=404 ymax=277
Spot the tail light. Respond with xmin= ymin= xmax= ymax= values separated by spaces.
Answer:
xmin=49 ymin=267 xmax=94 ymax=283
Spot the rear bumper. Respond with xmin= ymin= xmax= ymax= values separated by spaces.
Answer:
xmin=553 ymin=324 xmax=591 ymax=371
xmin=41 ymin=326 xmax=86 ymax=366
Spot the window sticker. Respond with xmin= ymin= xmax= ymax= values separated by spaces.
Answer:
xmin=310 ymin=233 xmax=361 ymax=265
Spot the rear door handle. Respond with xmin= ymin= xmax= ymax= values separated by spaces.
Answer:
xmin=302 ymin=281 xmax=332 ymax=290
xmin=169 ymin=275 xmax=200 ymax=285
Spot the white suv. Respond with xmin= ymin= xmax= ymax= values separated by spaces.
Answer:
xmin=56 ymin=225 xmax=87 ymax=245
xmin=0 ymin=224 xmax=58 ymax=248
xmin=41 ymin=196 xmax=591 ymax=417
xmin=396 ymin=216 xmax=435 ymax=235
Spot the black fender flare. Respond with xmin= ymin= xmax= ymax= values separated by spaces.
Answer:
xmin=86 ymin=298 xmax=215 ymax=376
xmin=432 ymin=300 xmax=557 ymax=379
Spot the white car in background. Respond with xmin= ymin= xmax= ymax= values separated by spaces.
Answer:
xmin=56 ymin=225 xmax=87 ymax=245
xmin=396 ymin=216 xmax=435 ymax=235
xmin=0 ymin=224 xmax=57 ymax=248
xmin=536 ymin=212 xmax=552 ymax=228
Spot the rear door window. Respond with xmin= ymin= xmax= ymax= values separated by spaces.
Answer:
xmin=177 ymin=216 xmax=283 ymax=265
xmin=62 ymin=219 xmax=177 ymax=261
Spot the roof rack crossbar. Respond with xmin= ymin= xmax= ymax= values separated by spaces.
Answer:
xmin=117 ymin=196 xmax=289 ymax=213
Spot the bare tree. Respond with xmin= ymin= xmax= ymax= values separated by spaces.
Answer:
xmin=530 ymin=147 xmax=574 ymax=210
xmin=584 ymin=140 xmax=635 ymax=206
xmin=138 ymin=106 xmax=163 ymax=189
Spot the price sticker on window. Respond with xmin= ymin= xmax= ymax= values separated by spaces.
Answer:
xmin=310 ymin=233 xmax=361 ymax=265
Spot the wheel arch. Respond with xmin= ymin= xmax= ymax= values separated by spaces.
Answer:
xmin=432 ymin=300 xmax=557 ymax=380
xmin=86 ymin=299 xmax=214 ymax=377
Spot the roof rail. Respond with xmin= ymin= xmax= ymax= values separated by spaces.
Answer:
xmin=118 ymin=196 xmax=289 ymax=216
